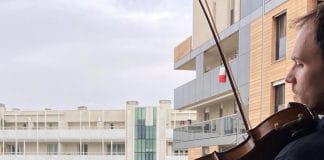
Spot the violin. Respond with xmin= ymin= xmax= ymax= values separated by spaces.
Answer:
xmin=195 ymin=0 xmax=318 ymax=159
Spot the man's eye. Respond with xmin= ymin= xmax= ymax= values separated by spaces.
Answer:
xmin=296 ymin=61 xmax=303 ymax=67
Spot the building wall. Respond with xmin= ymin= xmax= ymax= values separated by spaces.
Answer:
xmin=249 ymin=0 xmax=317 ymax=127
xmin=188 ymin=147 xmax=202 ymax=160
xmin=192 ymin=0 xmax=240 ymax=49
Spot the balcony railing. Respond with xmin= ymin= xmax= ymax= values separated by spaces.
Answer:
xmin=174 ymin=114 xmax=245 ymax=143
xmin=174 ymin=57 xmax=240 ymax=109
xmin=0 ymin=128 xmax=125 ymax=140
xmin=166 ymin=155 xmax=188 ymax=160
xmin=0 ymin=154 xmax=125 ymax=160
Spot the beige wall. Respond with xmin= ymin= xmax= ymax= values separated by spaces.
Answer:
xmin=188 ymin=147 xmax=202 ymax=160
xmin=249 ymin=0 xmax=317 ymax=127
xmin=192 ymin=0 xmax=240 ymax=49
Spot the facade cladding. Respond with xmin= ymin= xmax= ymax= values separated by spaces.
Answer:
xmin=134 ymin=107 xmax=157 ymax=160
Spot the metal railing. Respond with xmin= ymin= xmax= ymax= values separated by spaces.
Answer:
xmin=1 ymin=125 xmax=125 ymax=130
xmin=174 ymin=57 xmax=240 ymax=109
xmin=2 ymin=152 xmax=125 ymax=155
xmin=0 ymin=154 xmax=125 ymax=160
xmin=0 ymin=129 xmax=126 ymax=140
xmin=174 ymin=114 xmax=246 ymax=142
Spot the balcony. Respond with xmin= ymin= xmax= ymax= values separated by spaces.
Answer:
xmin=0 ymin=128 xmax=125 ymax=141
xmin=0 ymin=154 xmax=125 ymax=160
xmin=166 ymin=155 xmax=188 ymax=160
xmin=173 ymin=114 xmax=246 ymax=149
xmin=174 ymin=57 xmax=241 ymax=109
xmin=174 ymin=36 xmax=192 ymax=63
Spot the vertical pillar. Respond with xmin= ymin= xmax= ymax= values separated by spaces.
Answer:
xmin=196 ymin=53 xmax=205 ymax=77
xmin=88 ymin=111 xmax=90 ymax=129
xmin=101 ymin=138 xmax=104 ymax=155
xmin=57 ymin=111 xmax=61 ymax=155
xmin=15 ymin=140 xmax=17 ymax=155
xmin=79 ymin=110 xmax=82 ymax=130
xmin=45 ymin=111 xmax=47 ymax=129
xmin=110 ymin=140 xmax=113 ymax=155
xmin=174 ymin=112 xmax=176 ymax=128
xmin=36 ymin=112 xmax=39 ymax=154
xmin=14 ymin=112 xmax=17 ymax=130
xmin=2 ymin=138 xmax=4 ymax=155
xmin=2 ymin=110 xmax=4 ymax=130
xmin=23 ymin=140 xmax=25 ymax=155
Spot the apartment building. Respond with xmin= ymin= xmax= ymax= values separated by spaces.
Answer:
xmin=173 ymin=0 xmax=322 ymax=160
xmin=0 ymin=100 xmax=196 ymax=160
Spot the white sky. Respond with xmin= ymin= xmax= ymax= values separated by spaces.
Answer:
xmin=0 ymin=0 xmax=195 ymax=110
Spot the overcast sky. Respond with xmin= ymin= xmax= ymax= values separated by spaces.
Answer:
xmin=0 ymin=0 xmax=194 ymax=110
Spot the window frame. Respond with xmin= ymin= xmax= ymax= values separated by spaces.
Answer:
xmin=273 ymin=81 xmax=285 ymax=113
xmin=274 ymin=12 xmax=287 ymax=61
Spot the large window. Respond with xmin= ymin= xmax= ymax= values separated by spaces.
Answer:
xmin=78 ymin=144 xmax=88 ymax=155
xmin=107 ymin=143 xmax=125 ymax=155
xmin=6 ymin=144 xmax=23 ymax=155
xmin=204 ymin=108 xmax=210 ymax=121
xmin=47 ymin=144 xmax=58 ymax=155
xmin=274 ymin=83 xmax=285 ymax=113
xmin=202 ymin=146 xmax=209 ymax=156
xmin=275 ymin=13 xmax=287 ymax=60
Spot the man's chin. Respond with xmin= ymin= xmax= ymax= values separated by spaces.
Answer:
xmin=293 ymin=96 xmax=301 ymax=103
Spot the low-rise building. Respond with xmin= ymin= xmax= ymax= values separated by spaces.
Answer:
xmin=0 ymin=100 xmax=196 ymax=160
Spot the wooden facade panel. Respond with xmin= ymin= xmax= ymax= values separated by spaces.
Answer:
xmin=249 ymin=0 xmax=317 ymax=127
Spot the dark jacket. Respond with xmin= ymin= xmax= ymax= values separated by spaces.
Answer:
xmin=275 ymin=118 xmax=324 ymax=160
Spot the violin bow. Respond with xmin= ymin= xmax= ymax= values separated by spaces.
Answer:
xmin=198 ymin=0 xmax=251 ymax=131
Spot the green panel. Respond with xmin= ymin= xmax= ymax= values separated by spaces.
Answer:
xmin=134 ymin=107 xmax=157 ymax=160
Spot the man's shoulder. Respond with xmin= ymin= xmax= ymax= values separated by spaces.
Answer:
xmin=275 ymin=118 xmax=324 ymax=160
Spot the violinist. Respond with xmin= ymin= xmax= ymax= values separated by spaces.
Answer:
xmin=275 ymin=3 xmax=324 ymax=160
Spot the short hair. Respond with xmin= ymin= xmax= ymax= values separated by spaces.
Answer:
xmin=294 ymin=3 xmax=324 ymax=58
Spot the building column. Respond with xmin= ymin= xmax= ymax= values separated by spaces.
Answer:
xmin=15 ymin=140 xmax=17 ymax=155
xmin=88 ymin=111 xmax=91 ymax=129
xmin=45 ymin=111 xmax=47 ymax=129
xmin=23 ymin=140 xmax=25 ymax=155
xmin=36 ymin=112 xmax=39 ymax=154
xmin=196 ymin=53 xmax=205 ymax=77
xmin=110 ymin=140 xmax=113 ymax=155
xmin=58 ymin=142 xmax=61 ymax=155
xmin=101 ymin=138 xmax=104 ymax=155
xmin=2 ymin=138 xmax=4 ymax=155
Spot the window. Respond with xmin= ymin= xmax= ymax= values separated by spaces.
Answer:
xmin=6 ymin=144 xmax=23 ymax=155
xmin=204 ymin=112 xmax=210 ymax=121
xmin=47 ymin=144 xmax=58 ymax=155
xmin=107 ymin=143 xmax=125 ymax=155
xmin=204 ymin=108 xmax=210 ymax=121
xmin=78 ymin=144 xmax=88 ymax=155
xmin=229 ymin=0 xmax=235 ymax=25
xmin=234 ymin=101 xmax=238 ymax=114
xmin=275 ymin=13 xmax=287 ymax=60
xmin=274 ymin=84 xmax=285 ymax=113
xmin=219 ymin=104 xmax=223 ymax=117
xmin=6 ymin=144 xmax=15 ymax=155
xmin=202 ymin=146 xmax=209 ymax=156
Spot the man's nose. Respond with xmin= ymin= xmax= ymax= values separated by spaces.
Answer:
xmin=285 ymin=67 xmax=296 ymax=84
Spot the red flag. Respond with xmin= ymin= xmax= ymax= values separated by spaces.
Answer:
xmin=218 ymin=64 xmax=226 ymax=83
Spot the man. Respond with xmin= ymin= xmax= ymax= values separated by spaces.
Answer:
xmin=275 ymin=3 xmax=324 ymax=160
